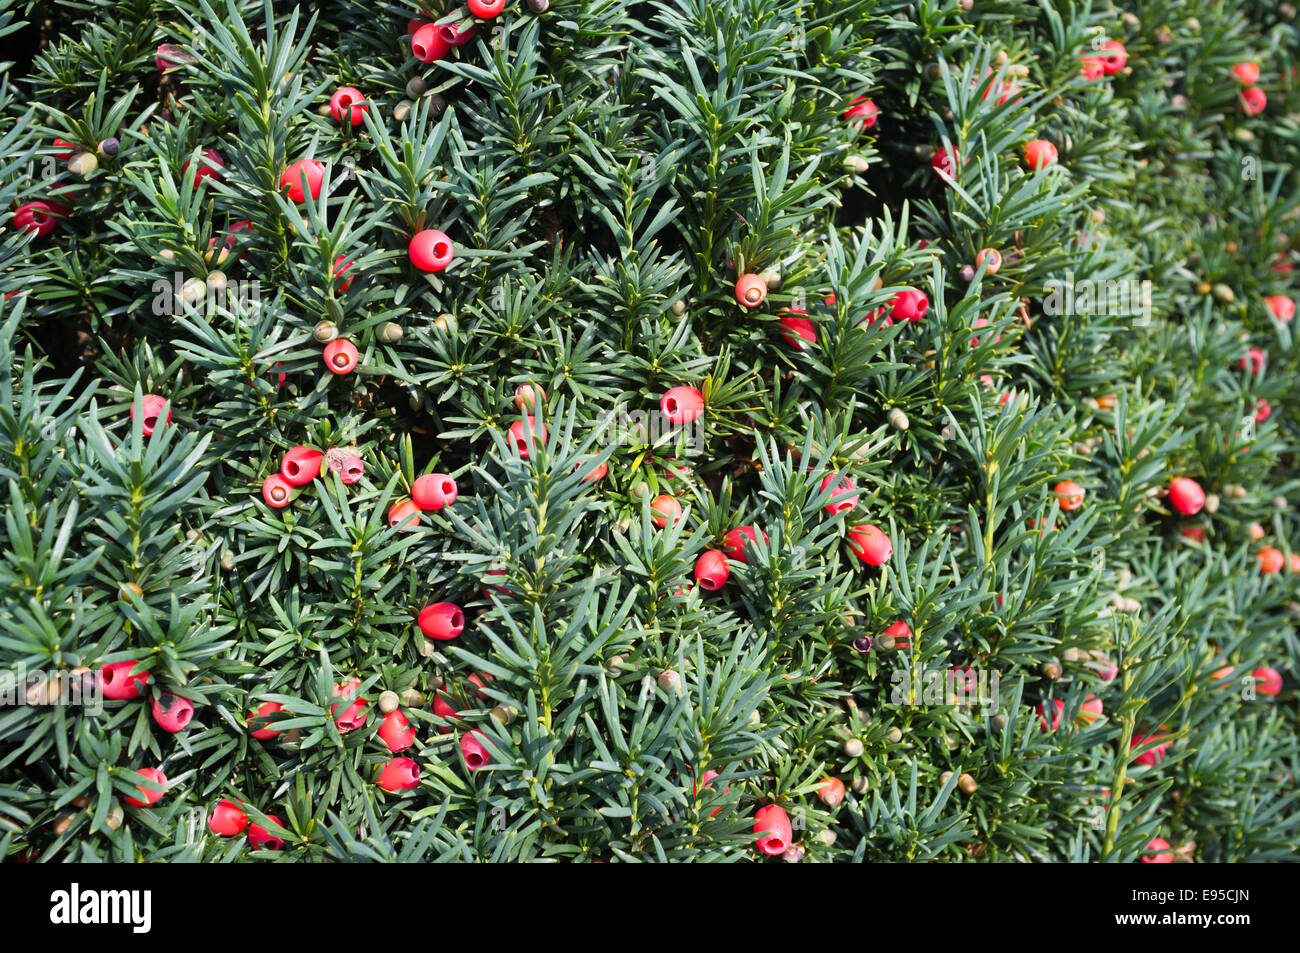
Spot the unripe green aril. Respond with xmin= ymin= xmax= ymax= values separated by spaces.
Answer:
xmin=180 ymin=278 xmax=206 ymax=304
xmin=69 ymin=152 xmax=98 ymax=176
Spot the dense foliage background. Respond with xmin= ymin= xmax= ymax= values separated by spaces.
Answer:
xmin=0 ymin=0 xmax=1297 ymax=862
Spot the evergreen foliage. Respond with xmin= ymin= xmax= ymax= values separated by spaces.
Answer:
xmin=0 ymin=0 xmax=1297 ymax=862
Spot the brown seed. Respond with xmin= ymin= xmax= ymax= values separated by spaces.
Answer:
xmin=958 ymin=773 xmax=978 ymax=794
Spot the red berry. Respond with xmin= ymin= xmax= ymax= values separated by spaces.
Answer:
xmin=150 ymin=692 xmax=194 ymax=733
xmin=882 ymin=620 xmax=912 ymax=647
xmin=1238 ymin=346 xmax=1266 ymax=374
xmin=735 ymin=273 xmax=766 ymax=308
xmin=411 ymin=473 xmax=458 ymax=510
xmin=460 ymin=730 xmax=492 ymax=772
xmin=1053 ymin=480 xmax=1084 ymax=511
xmin=577 ymin=459 xmax=608 ymax=483
xmin=1232 ymin=62 xmax=1261 ymax=85
xmin=1023 ymin=139 xmax=1058 ymax=170
xmin=1038 ymin=694 xmax=1102 ymax=731
xmin=661 ymin=386 xmax=705 ymax=424
xmin=280 ymin=446 xmax=324 ymax=486
xmin=377 ymin=756 xmax=420 ymax=791
xmin=247 ymin=701 xmax=284 ymax=740
xmin=1131 ymin=732 xmax=1170 ymax=767
xmin=248 ymin=815 xmax=286 ymax=850
xmin=131 ymin=394 xmax=171 ymax=437
xmin=208 ymin=799 xmax=249 ymax=836
xmin=431 ymin=690 xmax=458 ymax=729
xmin=418 ymin=602 xmax=465 ymax=640
xmin=931 ymin=145 xmax=960 ymax=179
xmin=1181 ymin=526 xmax=1206 ymax=542
xmin=1098 ymin=40 xmax=1127 ymax=74
xmin=1168 ymin=478 xmax=1205 ymax=515
xmin=1141 ymin=837 xmax=1174 ymax=863
xmin=185 ymin=148 xmax=223 ymax=187
xmin=820 ymin=473 xmax=859 ymax=515
xmin=99 ymin=660 xmax=148 ymax=700
xmin=889 ymin=288 xmax=928 ymax=323
xmin=847 ymin=524 xmax=892 ymax=566
xmin=281 ymin=159 xmax=325 ymax=202
xmin=695 ymin=769 xmax=727 ymax=817
xmin=778 ymin=312 xmax=816 ymax=350
xmin=843 ymin=96 xmax=878 ymax=129
xmin=410 ymin=23 xmax=451 ymax=63
xmin=650 ymin=494 xmax=683 ymax=528
xmin=333 ymin=254 xmax=355 ymax=293
xmin=508 ymin=417 xmax=547 ymax=457
xmin=1265 ymin=295 xmax=1294 ymax=322
xmin=722 ymin=525 xmax=765 ymax=562
xmin=1079 ymin=56 xmax=1104 ymax=81
xmin=982 ymin=78 xmax=1021 ymax=105
xmin=976 ymin=247 xmax=1002 ymax=275
xmin=388 ymin=498 xmax=421 ymax=531
xmin=514 ymin=382 xmax=546 ymax=411
xmin=124 ymin=767 xmax=167 ymax=807
xmin=1240 ymin=86 xmax=1267 ymax=116
xmin=1257 ymin=546 xmax=1284 ymax=574
xmin=409 ymin=229 xmax=454 ymax=272
xmin=817 ymin=777 xmax=846 ymax=807
xmin=154 ymin=43 xmax=193 ymax=71
xmin=1255 ymin=398 xmax=1271 ymax=423
xmin=331 ymin=679 xmax=368 ymax=732
xmin=52 ymin=137 xmax=81 ymax=160
xmin=467 ymin=0 xmax=506 ymax=16
xmin=12 ymin=199 xmax=69 ymax=237
xmin=329 ymin=86 xmax=368 ymax=126
xmin=378 ymin=710 xmax=415 ymax=752
xmin=323 ymin=338 xmax=359 ymax=374
xmin=262 ymin=474 xmax=294 ymax=508
xmin=509 ymin=382 xmax=546 ymax=410
xmin=324 ymin=447 xmax=365 ymax=485
xmin=694 ymin=549 xmax=730 ymax=591
xmin=1254 ymin=666 xmax=1283 ymax=697
xmin=442 ymin=22 xmax=476 ymax=46
xmin=753 ymin=804 xmax=792 ymax=855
